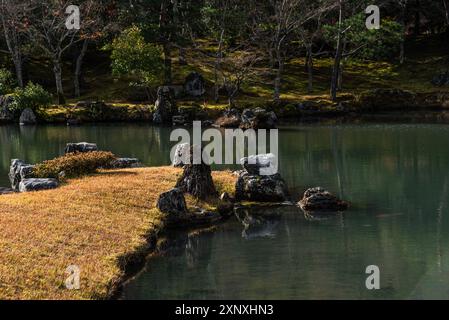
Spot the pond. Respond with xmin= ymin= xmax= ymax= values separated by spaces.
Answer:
xmin=1 ymin=123 xmax=449 ymax=299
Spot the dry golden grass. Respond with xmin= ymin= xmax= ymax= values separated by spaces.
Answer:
xmin=0 ymin=167 xmax=236 ymax=300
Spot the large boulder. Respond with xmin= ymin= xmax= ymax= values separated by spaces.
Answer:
xmin=235 ymin=171 xmax=288 ymax=202
xmin=19 ymin=108 xmax=37 ymax=125
xmin=64 ymin=142 xmax=98 ymax=154
xmin=172 ymin=143 xmax=191 ymax=167
xmin=157 ymin=188 xmax=188 ymax=215
xmin=298 ymin=187 xmax=349 ymax=213
xmin=184 ymin=72 xmax=205 ymax=97
xmin=0 ymin=95 xmax=16 ymax=123
xmin=240 ymin=107 xmax=277 ymax=129
xmin=214 ymin=108 xmax=242 ymax=128
xmin=9 ymin=159 xmax=35 ymax=191
xmin=110 ymin=158 xmax=141 ymax=169
xmin=153 ymin=86 xmax=177 ymax=124
xmin=240 ymin=153 xmax=277 ymax=176
xmin=175 ymin=146 xmax=217 ymax=200
xmin=19 ymin=178 xmax=59 ymax=192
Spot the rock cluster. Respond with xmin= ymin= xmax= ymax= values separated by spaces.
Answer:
xmin=235 ymin=154 xmax=288 ymax=202
xmin=240 ymin=107 xmax=277 ymax=129
xmin=64 ymin=142 xmax=98 ymax=154
xmin=298 ymin=187 xmax=349 ymax=213
xmin=214 ymin=107 xmax=278 ymax=129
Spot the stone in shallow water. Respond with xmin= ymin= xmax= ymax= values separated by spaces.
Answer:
xmin=235 ymin=171 xmax=288 ymax=202
xmin=64 ymin=142 xmax=98 ymax=154
xmin=298 ymin=187 xmax=349 ymax=213
xmin=19 ymin=178 xmax=59 ymax=192
xmin=19 ymin=108 xmax=37 ymax=125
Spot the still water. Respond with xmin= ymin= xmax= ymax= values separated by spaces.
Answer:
xmin=1 ymin=123 xmax=449 ymax=299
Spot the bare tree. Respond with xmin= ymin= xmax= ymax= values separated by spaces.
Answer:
xmin=0 ymin=0 xmax=31 ymax=88
xmin=26 ymin=0 xmax=97 ymax=103
xmin=73 ymin=0 xmax=113 ymax=97
xmin=254 ymin=0 xmax=334 ymax=103
xmin=220 ymin=51 xmax=261 ymax=107
xmin=399 ymin=0 xmax=408 ymax=64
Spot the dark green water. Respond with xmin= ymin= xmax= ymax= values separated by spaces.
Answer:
xmin=2 ymin=123 xmax=449 ymax=299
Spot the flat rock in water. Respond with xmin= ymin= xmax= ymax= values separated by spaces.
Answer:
xmin=64 ymin=142 xmax=98 ymax=154
xmin=19 ymin=178 xmax=59 ymax=192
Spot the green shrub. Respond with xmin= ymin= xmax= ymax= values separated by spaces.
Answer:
xmin=33 ymin=151 xmax=117 ymax=179
xmin=0 ymin=69 xmax=16 ymax=95
xmin=12 ymin=82 xmax=52 ymax=112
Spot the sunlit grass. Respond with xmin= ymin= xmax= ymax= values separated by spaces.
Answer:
xmin=0 ymin=167 xmax=236 ymax=300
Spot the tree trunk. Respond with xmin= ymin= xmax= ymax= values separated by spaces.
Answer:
xmin=179 ymin=47 xmax=187 ymax=65
xmin=53 ymin=59 xmax=65 ymax=105
xmin=414 ymin=0 xmax=421 ymax=37
xmin=13 ymin=55 xmax=24 ymax=88
xmin=163 ymin=42 xmax=172 ymax=84
xmin=443 ymin=0 xmax=449 ymax=26
xmin=273 ymin=49 xmax=283 ymax=103
xmin=74 ymin=39 xmax=89 ymax=97
xmin=306 ymin=46 xmax=313 ymax=94
xmin=330 ymin=0 xmax=343 ymax=101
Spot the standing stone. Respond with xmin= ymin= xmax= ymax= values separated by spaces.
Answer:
xmin=240 ymin=153 xmax=277 ymax=176
xmin=184 ymin=72 xmax=205 ymax=97
xmin=19 ymin=108 xmax=37 ymax=125
xmin=172 ymin=143 xmax=191 ymax=167
xmin=64 ymin=142 xmax=98 ymax=154
xmin=9 ymin=159 xmax=35 ymax=191
xmin=175 ymin=146 xmax=217 ymax=200
xmin=153 ymin=86 xmax=177 ymax=124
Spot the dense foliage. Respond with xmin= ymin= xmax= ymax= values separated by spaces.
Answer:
xmin=11 ymin=83 xmax=52 ymax=112
xmin=33 ymin=151 xmax=117 ymax=179
xmin=0 ymin=69 xmax=15 ymax=95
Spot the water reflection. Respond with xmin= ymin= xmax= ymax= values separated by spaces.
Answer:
xmin=3 ymin=123 xmax=449 ymax=299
